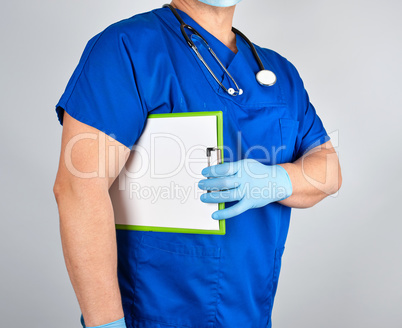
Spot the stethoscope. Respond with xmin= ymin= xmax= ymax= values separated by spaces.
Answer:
xmin=163 ymin=4 xmax=277 ymax=96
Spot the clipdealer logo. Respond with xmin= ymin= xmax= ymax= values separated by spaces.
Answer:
xmin=63 ymin=130 xmax=340 ymax=198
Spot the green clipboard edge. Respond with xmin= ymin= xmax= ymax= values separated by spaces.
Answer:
xmin=115 ymin=111 xmax=226 ymax=235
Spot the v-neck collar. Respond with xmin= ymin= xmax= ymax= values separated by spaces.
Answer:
xmin=153 ymin=7 xmax=237 ymax=69
xmin=152 ymin=7 xmax=286 ymax=107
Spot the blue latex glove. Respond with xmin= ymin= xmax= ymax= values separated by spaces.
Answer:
xmin=81 ymin=315 xmax=126 ymax=328
xmin=198 ymin=159 xmax=293 ymax=220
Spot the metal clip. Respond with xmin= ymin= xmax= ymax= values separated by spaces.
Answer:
xmin=206 ymin=147 xmax=222 ymax=193
xmin=206 ymin=147 xmax=222 ymax=166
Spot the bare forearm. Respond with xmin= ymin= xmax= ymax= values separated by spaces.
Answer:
xmin=55 ymin=184 xmax=124 ymax=327
xmin=279 ymin=142 xmax=342 ymax=208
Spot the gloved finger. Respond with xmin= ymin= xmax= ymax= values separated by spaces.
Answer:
xmin=200 ymin=188 xmax=243 ymax=203
xmin=201 ymin=161 xmax=241 ymax=178
xmin=211 ymin=199 xmax=249 ymax=220
xmin=198 ymin=176 xmax=240 ymax=191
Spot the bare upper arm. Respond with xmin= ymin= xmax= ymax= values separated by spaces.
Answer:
xmin=54 ymin=111 xmax=130 ymax=192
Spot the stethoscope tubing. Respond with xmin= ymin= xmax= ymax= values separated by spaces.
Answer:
xmin=163 ymin=4 xmax=275 ymax=95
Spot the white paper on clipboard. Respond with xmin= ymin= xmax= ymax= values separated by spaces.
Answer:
xmin=109 ymin=112 xmax=225 ymax=234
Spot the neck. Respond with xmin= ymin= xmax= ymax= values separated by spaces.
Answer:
xmin=170 ymin=0 xmax=237 ymax=53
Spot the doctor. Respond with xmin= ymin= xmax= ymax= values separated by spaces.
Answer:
xmin=53 ymin=0 xmax=342 ymax=327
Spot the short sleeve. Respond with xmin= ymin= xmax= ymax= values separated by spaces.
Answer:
xmin=295 ymin=88 xmax=331 ymax=158
xmin=55 ymin=26 xmax=147 ymax=149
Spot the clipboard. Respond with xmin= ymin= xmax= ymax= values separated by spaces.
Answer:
xmin=109 ymin=111 xmax=225 ymax=235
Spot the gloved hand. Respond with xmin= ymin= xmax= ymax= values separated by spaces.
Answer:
xmin=81 ymin=315 xmax=127 ymax=328
xmin=198 ymin=159 xmax=293 ymax=220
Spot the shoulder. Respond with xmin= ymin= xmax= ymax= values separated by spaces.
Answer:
xmin=85 ymin=9 xmax=163 ymax=53
xmin=105 ymin=9 xmax=163 ymax=35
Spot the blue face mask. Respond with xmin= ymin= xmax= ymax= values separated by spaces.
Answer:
xmin=197 ymin=0 xmax=242 ymax=7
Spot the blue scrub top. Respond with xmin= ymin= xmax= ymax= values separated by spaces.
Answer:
xmin=55 ymin=7 xmax=329 ymax=328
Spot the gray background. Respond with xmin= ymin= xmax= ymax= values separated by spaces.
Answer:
xmin=1 ymin=0 xmax=401 ymax=327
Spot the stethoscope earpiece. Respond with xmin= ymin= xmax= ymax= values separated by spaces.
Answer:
xmin=228 ymin=88 xmax=243 ymax=96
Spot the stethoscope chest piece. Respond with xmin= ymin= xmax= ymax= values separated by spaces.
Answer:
xmin=256 ymin=69 xmax=277 ymax=87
